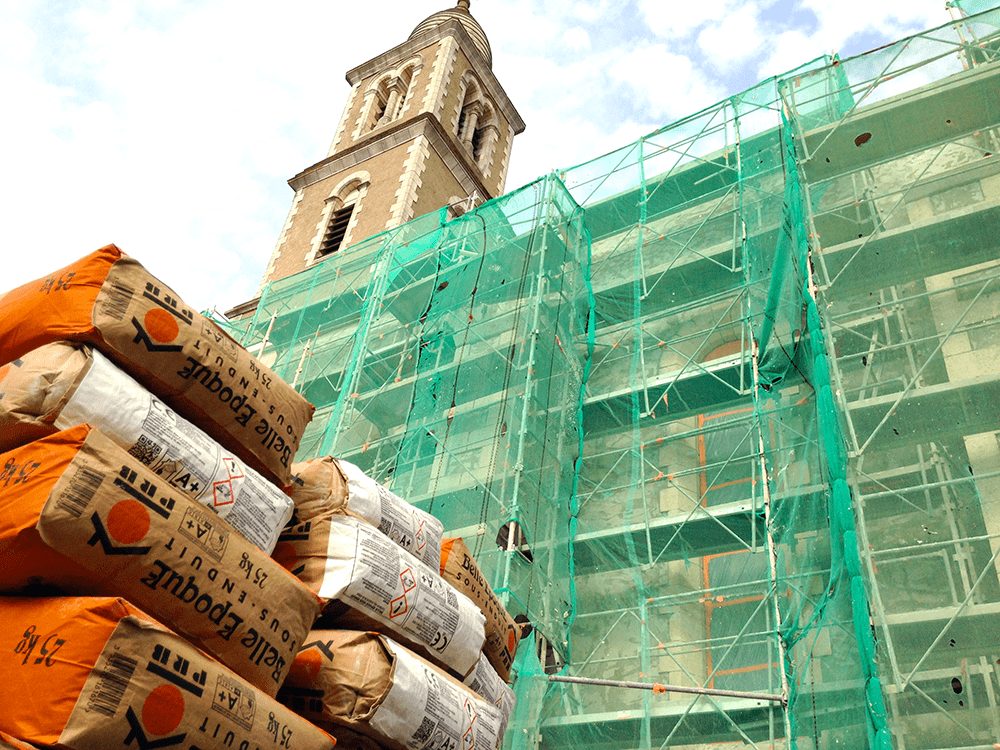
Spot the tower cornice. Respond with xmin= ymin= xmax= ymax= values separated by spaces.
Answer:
xmin=288 ymin=112 xmax=493 ymax=200
xmin=346 ymin=18 xmax=525 ymax=134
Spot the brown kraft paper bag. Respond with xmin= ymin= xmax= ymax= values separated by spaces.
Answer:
xmin=0 ymin=425 xmax=322 ymax=696
xmin=0 ymin=733 xmax=39 ymax=750
xmin=275 ymin=457 xmax=444 ymax=588
xmin=278 ymin=630 xmax=507 ymax=750
xmin=0 ymin=596 xmax=335 ymax=750
xmin=0 ymin=342 xmax=294 ymax=553
xmin=0 ymin=245 xmax=314 ymax=484
xmin=439 ymin=537 xmax=520 ymax=681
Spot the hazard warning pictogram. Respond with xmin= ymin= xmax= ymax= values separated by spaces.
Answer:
xmin=415 ymin=518 xmax=427 ymax=554
xmin=389 ymin=594 xmax=409 ymax=619
xmin=223 ymin=457 xmax=245 ymax=480
xmin=400 ymin=566 xmax=416 ymax=593
xmin=462 ymin=698 xmax=479 ymax=750
xmin=389 ymin=567 xmax=417 ymax=620
xmin=212 ymin=479 xmax=234 ymax=507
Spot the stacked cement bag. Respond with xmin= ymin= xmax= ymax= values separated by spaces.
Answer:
xmin=0 ymin=247 xmax=335 ymax=749
xmin=0 ymin=342 xmax=292 ymax=551
xmin=279 ymin=456 xmax=443 ymax=567
xmin=440 ymin=537 xmax=521 ymax=681
xmin=0 ymin=597 xmax=334 ymax=749
xmin=274 ymin=457 xmax=518 ymax=747
xmin=0 ymin=247 xmax=520 ymax=749
xmin=0 ymin=424 xmax=322 ymax=693
xmin=0 ymin=244 xmax=313 ymax=484
xmin=279 ymin=630 xmax=508 ymax=750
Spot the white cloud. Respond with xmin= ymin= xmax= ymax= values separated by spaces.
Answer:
xmin=758 ymin=29 xmax=829 ymax=78
xmin=802 ymin=0 xmax=944 ymax=48
xmin=608 ymin=45 xmax=725 ymax=121
xmin=563 ymin=26 xmax=592 ymax=52
xmin=697 ymin=3 xmax=765 ymax=69
xmin=758 ymin=0 xmax=945 ymax=79
xmin=638 ymin=0 xmax=741 ymax=39
xmin=0 ymin=0 xmax=956 ymax=315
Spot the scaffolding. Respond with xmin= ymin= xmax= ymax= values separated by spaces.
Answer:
xmin=225 ymin=7 xmax=1000 ymax=748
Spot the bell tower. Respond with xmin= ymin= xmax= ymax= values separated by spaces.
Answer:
xmin=260 ymin=0 xmax=525 ymax=286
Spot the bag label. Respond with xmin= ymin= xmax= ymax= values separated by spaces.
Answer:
xmin=371 ymin=644 xmax=505 ymax=750
xmin=318 ymin=518 xmax=483 ymax=676
xmin=59 ymin=618 xmax=332 ymax=750
xmin=57 ymin=348 xmax=292 ymax=552
xmin=338 ymin=460 xmax=443 ymax=568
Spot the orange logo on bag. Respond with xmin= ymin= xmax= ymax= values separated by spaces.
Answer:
xmin=142 ymin=309 xmax=180 ymax=345
xmin=123 ymin=705 xmax=186 ymax=749
xmin=506 ymin=624 xmax=518 ymax=656
xmin=141 ymin=684 xmax=185 ymax=735
xmin=106 ymin=500 xmax=151 ymax=545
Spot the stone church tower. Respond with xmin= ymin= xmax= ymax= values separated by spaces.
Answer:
xmin=259 ymin=0 xmax=524 ymax=286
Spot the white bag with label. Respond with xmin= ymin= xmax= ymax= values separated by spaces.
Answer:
xmin=319 ymin=516 xmax=485 ymax=677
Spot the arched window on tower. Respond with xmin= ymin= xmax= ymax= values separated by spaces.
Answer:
xmin=314 ymin=175 xmax=370 ymax=261
xmin=367 ymin=78 xmax=393 ymax=131
xmin=318 ymin=192 xmax=357 ymax=257
xmin=393 ymin=64 xmax=416 ymax=119
xmin=456 ymin=77 xmax=499 ymax=176
xmin=365 ymin=61 xmax=419 ymax=133
xmin=456 ymin=80 xmax=483 ymax=145
xmin=471 ymin=103 xmax=498 ymax=170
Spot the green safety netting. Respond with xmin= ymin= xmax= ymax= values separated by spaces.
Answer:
xmin=222 ymin=7 xmax=1000 ymax=748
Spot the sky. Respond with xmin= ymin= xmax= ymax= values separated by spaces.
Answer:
xmin=0 ymin=0 xmax=954 ymax=313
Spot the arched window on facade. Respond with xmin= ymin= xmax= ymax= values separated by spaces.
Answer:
xmin=367 ymin=77 xmax=393 ymax=132
xmin=365 ymin=61 xmax=419 ymax=133
xmin=471 ymin=103 xmax=498 ymax=170
xmin=315 ymin=174 xmax=370 ymax=261
xmin=456 ymin=79 xmax=482 ymax=145
xmin=393 ymin=64 xmax=416 ymax=119
xmin=456 ymin=77 xmax=499 ymax=175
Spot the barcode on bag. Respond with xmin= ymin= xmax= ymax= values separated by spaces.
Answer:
xmin=86 ymin=652 xmax=137 ymax=718
xmin=412 ymin=716 xmax=436 ymax=745
xmin=100 ymin=279 xmax=135 ymax=321
xmin=57 ymin=466 xmax=105 ymax=518
xmin=128 ymin=434 xmax=162 ymax=465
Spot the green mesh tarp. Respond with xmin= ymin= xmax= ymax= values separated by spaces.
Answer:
xmin=227 ymin=8 xmax=1000 ymax=748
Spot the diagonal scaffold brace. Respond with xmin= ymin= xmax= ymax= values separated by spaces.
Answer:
xmin=547 ymin=674 xmax=787 ymax=706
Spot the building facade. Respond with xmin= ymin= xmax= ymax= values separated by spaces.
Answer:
xmin=220 ymin=4 xmax=1000 ymax=749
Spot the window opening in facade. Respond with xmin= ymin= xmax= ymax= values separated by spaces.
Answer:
xmin=318 ymin=204 xmax=355 ymax=257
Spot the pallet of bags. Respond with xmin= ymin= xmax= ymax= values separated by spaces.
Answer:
xmin=0 ymin=342 xmax=293 ymax=552
xmin=0 ymin=596 xmax=335 ymax=750
xmin=0 ymin=245 xmax=313 ymax=484
xmin=0 ymin=425 xmax=321 ymax=696
xmin=279 ymin=630 xmax=512 ymax=750
xmin=275 ymin=457 xmax=515 ymax=706
xmin=439 ymin=537 xmax=521 ymax=681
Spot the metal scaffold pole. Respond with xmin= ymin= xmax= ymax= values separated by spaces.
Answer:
xmin=547 ymin=674 xmax=787 ymax=705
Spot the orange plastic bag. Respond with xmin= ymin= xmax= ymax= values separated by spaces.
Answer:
xmin=0 ymin=425 xmax=322 ymax=696
xmin=0 ymin=245 xmax=313 ymax=484
xmin=0 ymin=597 xmax=335 ymax=750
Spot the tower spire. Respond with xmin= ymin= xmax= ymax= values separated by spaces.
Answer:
xmin=457 ymin=0 xmax=470 ymax=9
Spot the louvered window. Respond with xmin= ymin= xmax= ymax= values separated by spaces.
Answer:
xmin=318 ymin=204 xmax=355 ymax=257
